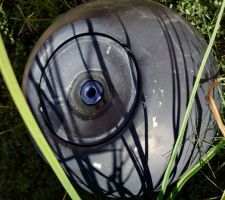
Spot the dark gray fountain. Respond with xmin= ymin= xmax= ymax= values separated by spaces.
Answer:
xmin=22 ymin=0 xmax=219 ymax=198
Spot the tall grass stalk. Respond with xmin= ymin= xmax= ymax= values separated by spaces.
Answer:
xmin=0 ymin=105 xmax=15 ymax=109
xmin=157 ymin=1 xmax=225 ymax=199
xmin=0 ymin=35 xmax=81 ymax=200
xmin=167 ymin=139 xmax=225 ymax=199
xmin=0 ymin=123 xmax=23 ymax=136
xmin=222 ymin=190 xmax=225 ymax=200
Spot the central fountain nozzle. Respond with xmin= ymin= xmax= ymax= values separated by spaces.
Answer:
xmin=80 ymin=80 xmax=104 ymax=105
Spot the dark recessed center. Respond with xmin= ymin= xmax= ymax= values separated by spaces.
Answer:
xmin=80 ymin=80 xmax=104 ymax=105
xmin=86 ymin=87 xmax=96 ymax=98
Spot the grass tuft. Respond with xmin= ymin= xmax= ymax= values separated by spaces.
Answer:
xmin=0 ymin=35 xmax=81 ymax=200
xmin=157 ymin=1 xmax=225 ymax=199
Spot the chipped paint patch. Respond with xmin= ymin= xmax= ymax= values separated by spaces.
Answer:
xmin=93 ymin=162 xmax=102 ymax=169
xmin=152 ymin=116 xmax=158 ymax=128
xmin=152 ymin=89 xmax=156 ymax=94
xmin=149 ymin=135 xmax=159 ymax=153
xmin=157 ymin=101 xmax=162 ymax=108
xmin=106 ymin=46 xmax=111 ymax=55
xmin=154 ymin=80 xmax=157 ymax=83
xmin=158 ymin=89 xmax=164 ymax=97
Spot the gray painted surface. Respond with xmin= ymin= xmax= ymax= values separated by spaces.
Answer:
xmin=22 ymin=0 xmax=219 ymax=198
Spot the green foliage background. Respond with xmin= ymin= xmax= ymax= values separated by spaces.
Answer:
xmin=0 ymin=0 xmax=225 ymax=199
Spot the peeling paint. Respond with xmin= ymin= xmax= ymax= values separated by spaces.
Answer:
xmin=93 ymin=162 xmax=102 ymax=169
xmin=158 ymin=89 xmax=164 ymax=97
xmin=149 ymin=135 xmax=160 ymax=153
xmin=106 ymin=46 xmax=111 ymax=55
xmin=152 ymin=116 xmax=158 ymax=128
xmin=157 ymin=101 xmax=162 ymax=108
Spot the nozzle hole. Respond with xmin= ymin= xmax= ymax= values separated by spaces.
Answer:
xmin=86 ymin=87 xmax=96 ymax=98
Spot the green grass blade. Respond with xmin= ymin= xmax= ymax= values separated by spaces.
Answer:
xmin=221 ymin=190 xmax=225 ymax=200
xmin=167 ymin=139 xmax=225 ymax=199
xmin=0 ymin=105 xmax=15 ymax=112
xmin=157 ymin=1 xmax=225 ymax=199
xmin=0 ymin=129 xmax=14 ymax=136
xmin=0 ymin=105 xmax=15 ymax=109
xmin=0 ymin=35 xmax=81 ymax=200
xmin=0 ymin=124 xmax=21 ymax=136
